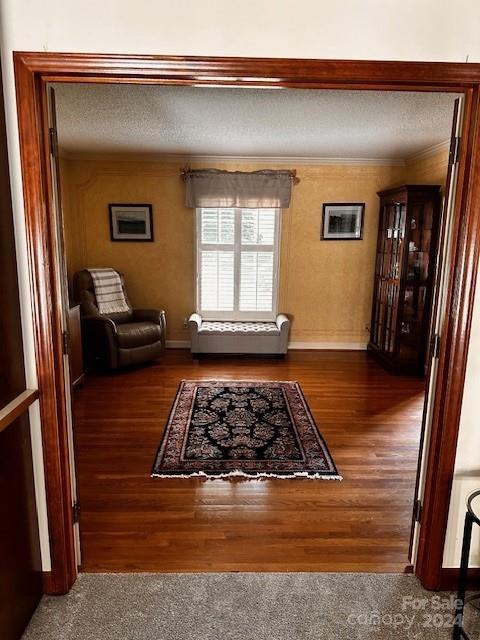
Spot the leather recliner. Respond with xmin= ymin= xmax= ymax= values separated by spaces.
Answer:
xmin=73 ymin=269 xmax=166 ymax=370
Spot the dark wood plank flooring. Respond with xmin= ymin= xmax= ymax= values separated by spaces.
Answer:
xmin=73 ymin=350 xmax=425 ymax=572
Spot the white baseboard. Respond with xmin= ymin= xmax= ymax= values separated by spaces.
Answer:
xmin=166 ymin=339 xmax=368 ymax=351
xmin=288 ymin=341 xmax=368 ymax=351
xmin=166 ymin=340 xmax=191 ymax=348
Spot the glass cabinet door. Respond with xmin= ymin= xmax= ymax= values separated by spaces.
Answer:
xmin=371 ymin=205 xmax=387 ymax=348
xmin=398 ymin=201 xmax=434 ymax=367
xmin=371 ymin=202 xmax=406 ymax=353
xmin=406 ymin=201 xmax=432 ymax=284
xmin=399 ymin=284 xmax=427 ymax=366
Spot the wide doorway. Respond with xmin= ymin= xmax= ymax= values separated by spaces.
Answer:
xmin=50 ymin=82 xmax=459 ymax=573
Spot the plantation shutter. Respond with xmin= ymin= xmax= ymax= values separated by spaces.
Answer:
xmin=239 ymin=208 xmax=276 ymax=313
xmin=199 ymin=208 xmax=235 ymax=313
xmin=197 ymin=208 xmax=279 ymax=320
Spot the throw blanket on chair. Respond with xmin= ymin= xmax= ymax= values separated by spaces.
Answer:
xmin=88 ymin=268 xmax=130 ymax=315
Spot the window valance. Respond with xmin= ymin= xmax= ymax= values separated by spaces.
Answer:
xmin=183 ymin=169 xmax=298 ymax=209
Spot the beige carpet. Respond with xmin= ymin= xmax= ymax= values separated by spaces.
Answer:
xmin=22 ymin=573 xmax=480 ymax=640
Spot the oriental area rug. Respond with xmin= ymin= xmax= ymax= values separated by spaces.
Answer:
xmin=152 ymin=380 xmax=341 ymax=480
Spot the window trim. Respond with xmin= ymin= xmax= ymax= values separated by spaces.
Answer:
xmin=195 ymin=207 xmax=281 ymax=321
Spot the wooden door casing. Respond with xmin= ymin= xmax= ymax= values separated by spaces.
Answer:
xmin=0 ymin=59 xmax=42 ymax=638
xmin=12 ymin=53 xmax=480 ymax=592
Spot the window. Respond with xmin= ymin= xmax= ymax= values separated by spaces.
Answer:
xmin=196 ymin=207 xmax=280 ymax=320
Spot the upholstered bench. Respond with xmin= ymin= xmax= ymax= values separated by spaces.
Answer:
xmin=188 ymin=313 xmax=290 ymax=356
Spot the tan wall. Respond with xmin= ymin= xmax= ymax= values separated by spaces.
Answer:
xmin=405 ymin=146 xmax=449 ymax=187
xmin=278 ymin=163 xmax=404 ymax=345
xmin=61 ymin=155 xmax=449 ymax=345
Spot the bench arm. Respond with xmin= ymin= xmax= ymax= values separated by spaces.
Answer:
xmin=276 ymin=314 xmax=290 ymax=354
xmin=188 ymin=313 xmax=202 ymax=354
xmin=188 ymin=313 xmax=202 ymax=330
xmin=276 ymin=314 xmax=290 ymax=333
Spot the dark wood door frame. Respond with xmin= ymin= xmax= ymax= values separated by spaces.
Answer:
xmin=12 ymin=53 xmax=480 ymax=593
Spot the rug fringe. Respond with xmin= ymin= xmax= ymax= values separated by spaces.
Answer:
xmin=151 ymin=470 xmax=343 ymax=481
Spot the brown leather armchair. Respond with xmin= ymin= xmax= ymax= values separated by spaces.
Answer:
xmin=73 ymin=269 xmax=166 ymax=370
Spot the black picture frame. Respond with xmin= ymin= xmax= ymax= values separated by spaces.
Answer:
xmin=321 ymin=203 xmax=365 ymax=240
xmin=109 ymin=203 xmax=154 ymax=242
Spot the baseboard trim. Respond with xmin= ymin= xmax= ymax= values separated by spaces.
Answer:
xmin=166 ymin=340 xmax=368 ymax=351
xmin=166 ymin=340 xmax=191 ymax=349
xmin=439 ymin=568 xmax=480 ymax=590
xmin=42 ymin=571 xmax=54 ymax=594
xmin=288 ymin=341 xmax=368 ymax=350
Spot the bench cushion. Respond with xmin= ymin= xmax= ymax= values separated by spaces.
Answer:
xmin=198 ymin=320 xmax=280 ymax=336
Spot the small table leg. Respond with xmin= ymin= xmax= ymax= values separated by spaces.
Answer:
xmin=453 ymin=511 xmax=474 ymax=640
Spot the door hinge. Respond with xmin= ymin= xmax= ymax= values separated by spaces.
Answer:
xmin=62 ymin=329 xmax=70 ymax=355
xmin=430 ymin=333 xmax=441 ymax=360
xmin=49 ymin=127 xmax=59 ymax=158
xmin=413 ymin=499 xmax=422 ymax=523
xmin=72 ymin=501 xmax=80 ymax=524
xmin=449 ymin=135 xmax=461 ymax=165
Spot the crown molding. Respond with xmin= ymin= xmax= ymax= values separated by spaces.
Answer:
xmin=407 ymin=139 xmax=450 ymax=163
xmin=59 ymin=149 xmax=406 ymax=167
xmin=60 ymin=141 xmax=452 ymax=167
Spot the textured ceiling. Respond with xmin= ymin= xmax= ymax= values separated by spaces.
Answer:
xmin=54 ymin=84 xmax=458 ymax=160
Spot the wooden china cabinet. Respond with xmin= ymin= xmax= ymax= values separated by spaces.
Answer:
xmin=368 ymin=184 xmax=441 ymax=375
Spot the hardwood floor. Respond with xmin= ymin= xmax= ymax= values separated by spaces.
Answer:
xmin=73 ymin=350 xmax=425 ymax=572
